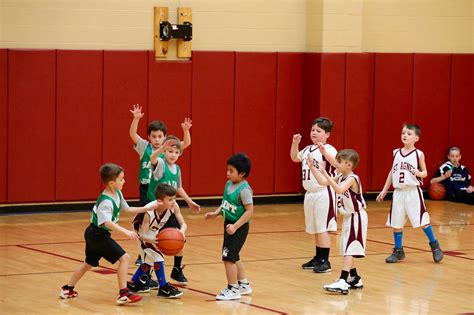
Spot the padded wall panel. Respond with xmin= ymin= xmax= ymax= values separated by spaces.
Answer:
xmin=275 ymin=53 xmax=303 ymax=193
xmin=148 ymin=54 xmax=192 ymax=194
xmin=56 ymin=51 xmax=103 ymax=201
xmin=413 ymin=54 xmax=451 ymax=186
xmin=319 ymin=53 xmax=346 ymax=150
xmin=103 ymin=51 xmax=148 ymax=199
xmin=345 ymin=53 xmax=374 ymax=191
xmin=301 ymin=53 xmax=321 ymax=147
xmin=372 ymin=54 xmax=414 ymax=190
xmin=450 ymin=54 xmax=474 ymax=173
xmin=0 ymin=50 xmax=7 ymax=202
xmin=234 ymin=53 xmax=277 ymax=194
xmin=190 ymin=51 xmax=234 ymax=196
xmin=8 ymin=50 xmax=56 ymax=202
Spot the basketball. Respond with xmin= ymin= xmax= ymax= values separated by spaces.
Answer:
xmin=156 ymin=228 xmax=185 ymax=256
xmin=428 ymin=183 xmax=446 ymax=200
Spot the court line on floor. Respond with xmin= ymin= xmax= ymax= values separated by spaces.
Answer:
xmin=12 ymin=244 xmax=289 ymax=315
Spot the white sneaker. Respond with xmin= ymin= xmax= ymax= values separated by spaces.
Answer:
xmin=239 ymin=282 xmax=252 ymax=295
xmin=216 ymin=287 xmax=241 ymax=300
xmin=347 ymin=276 xmax=363 ymax=289
xmin=323 ymin=278 xmax=350 ymax=295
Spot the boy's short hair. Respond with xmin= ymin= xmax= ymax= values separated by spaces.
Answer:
xmin=227 ymin=153 xmax=251 ymax=178
xmin=312 ymin=117 xmax=333 ymax=133
xmin=148 ymin=120 xmax=167 ymax=136
xmin=155 ymin=183 xmax=177 ymax=200
xmin=448 ymin=146 xmax=460 ymax=154
xmin=336 ymin=149 xmax=360 ymax=169
xmin=403 ymin=123 xmax=421 ymax=136
xmin=99 ymin=163 xmax=124 ymax=184
xmin=164 ymin=135 xmax=182 ymax=153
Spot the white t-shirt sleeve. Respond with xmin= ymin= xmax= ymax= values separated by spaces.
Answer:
xmin=97 ymin=200 xmax=114 ymax=226
xmin=152 ymin=158 xmax=165 ymax=180
xmin=134 ymin=138 xmax=149 ymax=158
xmin=240 ymin=187 xmax=254 ymax=205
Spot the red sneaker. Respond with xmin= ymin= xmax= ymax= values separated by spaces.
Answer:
xmin=59 ymin=285 xmax=78 ymax=299
xmin=116 ymin=288 xmax=143 ymax=305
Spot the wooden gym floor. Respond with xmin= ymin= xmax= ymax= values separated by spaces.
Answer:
xmin=0 ymin=200 xmax=472 ymax=314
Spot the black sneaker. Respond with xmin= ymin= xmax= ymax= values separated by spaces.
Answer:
xmin=171 ymin=266 xmax=188 ymax=285
xmin=158 ymin=282 xmax=183 ymax=298
xmin=385 ymin=247 xmax=405 ymax=263
xmin=347 ymin=275 xmax=364 ymax=289
xmin=313 ymin=259 xmax=332 ymax=273
xmin=127 ymin=277 xmax=150 ymax=293
xmin=429 ymin=240 xmax=443 ymax=263
xmin=135 ymin=255 xmax=142 ymax=266
xmin=301 ymin=256 xmax=318 ymax=269
xmin=140 ymin=274 xmax=159 ymax=290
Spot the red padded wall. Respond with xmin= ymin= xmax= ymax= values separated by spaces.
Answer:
xmin=190 ymin=51 xmax=234 ymax=196
xmin=319 ymin=53 xmax=346 ymax=150
xmin=0 ymin=50 xmax=7 ymax=202
xmin=56 ymin=51 xmax=103 ymax=200
xmin=301 ymin=53 xmax=321 ymax=147
xmin=345 ymin=53 xmax=374 ymax=191
xmin=103 ymin=51 xmax=148 ymax=199
xmin=275 ymin=53 xmax=303 ymax=193
xmin=413 ymin=54 xmax=451 ymax=186
xmin=372 ymin=54 xmax=414 ymax=190
xmin=234 ymin=53 xmax=277 ymax=194
xmin=148 ymin=53 xmax=192 ymax=193
xmin=450 ymin=54 xmax=474 ymax=173
xmin=8 ymin=50 xmax=56 ymax=202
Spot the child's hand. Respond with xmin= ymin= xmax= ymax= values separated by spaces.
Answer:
xmin=181 ymin=118 xmax=192 ymax=130
xmin=376 ymin=190 xmax=387 ymax=202
xmin=125 ymin=230 xmax=139 ymax=240
xmin=413 ymin=169 xmax=422 ymax=177
xmin=292 ymin=134 xmax=302 ymax=144
xmin=204 ymin=211 xmax=218 ymax=220
xmin=467 ymin=186 xmax=474 ymax=193
xmin=162 ymin=139 xmax=177 ymax=151
xmin=129 ymin=104 xmax=144 ymax=120
xmin=306 ymin=154 xmax=317 ymax=169
xmin=316 ymin=142 xmax=326 ymax=153
xmin=226 ymin=224 xmax=236 ymax=235
xmin=443 ymin=170 xmax=452 ymax=178
xmin=188 ymin=201 xmax=201 ymax=214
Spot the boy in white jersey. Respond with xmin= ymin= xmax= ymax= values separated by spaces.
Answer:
xmin=377 ymin=124 xmax=443 ymax=263
xmin=129 ymin=104 xmax=192 ymax=278
xmin=59 ymin=163 xmax=158 ymax=305
xmin=128 ymin=183 xmax=184 ymax=298
xmin=204 ymin=153 xmax=254 ymax=300
xmin=290 ymin=117 xmax=338 ymax=273
xmin=309 ymin=149 xmax=367 ymax=295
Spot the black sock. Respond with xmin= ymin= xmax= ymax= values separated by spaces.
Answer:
xmin=340 ymin=270 xmax=349 ymax=281
xmin=174 ymin=256 xmax=183 ymax=268
xmin=315 ymin=246 xmax=321 ymax=260
xmin=320 ymin=247 xmax=330 ymax=261
xmin=350 ymin=268 xmax=358 ymax=277
xmin=63 ymin=285 xmax=74 ymax=290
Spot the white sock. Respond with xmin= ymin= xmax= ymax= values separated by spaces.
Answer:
xmin=238 ymin=278 xmax=249 ymax=285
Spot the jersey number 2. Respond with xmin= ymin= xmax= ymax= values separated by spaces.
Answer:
xmin=399 ymin=172 xmax=405 ymax=183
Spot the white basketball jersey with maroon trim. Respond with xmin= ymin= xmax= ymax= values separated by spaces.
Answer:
xmin=391 ymin=148 xmax=423 ymax=189
xmin=298 ymin=144 xmax=337 ymax=192
xmin=337 ymin=174 xmax=366 ymax=216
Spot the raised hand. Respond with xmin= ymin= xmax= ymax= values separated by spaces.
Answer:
xmin=181 ymin=118 xmax=192 ymax=130
xmin=129 ymin=104 xmax=144 ymax=119
xmin=292 ymin=134 xmax=302 ymax=144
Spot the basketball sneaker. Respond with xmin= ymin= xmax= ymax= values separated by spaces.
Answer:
xmin=302 ymin=256 xmax=318 ymax=269
xmin=59 ymin=285 xmax=78 ymax=299
xmin=135 ymin=255 xmax=142 ymax=266
xmin=127 ymin=279 xmax=150 ymax=293
xmin=158 ymin=282 xmax=183 ymax=298
xmin=143 ymin=274 xmax=159 ymax=290
xmin=323 ymin=278 xmax=350 ymax=295
xmin=238 ymin=281 xmax=252 ymax=295
xmin=429 ymin=240 xmax=444 ymax=263
xmin=116 ymin=288 xmax=142 ymax=305
xmin=313 ymin=259 xmax=332 ymax=273
xmin=171 ymin=265 xmax=188 ymax=285
xmin=385 ymin=247 xmax=405 ymax=263
xmin=216 ymin=285 xmax=241 ymax=300
xmin=347 ymin=276 xmax=363 ymax=289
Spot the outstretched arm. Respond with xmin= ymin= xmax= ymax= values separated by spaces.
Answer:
xmin=129 ymin=104 xmax=144 ymax=145
xmin=290 ymin=134 xmax=302 ymax=162
xmin=176 ymin=187 xmax=201 ymax=213
xmin=181 ymin=118 xmax=192 ymax=150
xmin=204 ymin=206 xmax=222 ymax=220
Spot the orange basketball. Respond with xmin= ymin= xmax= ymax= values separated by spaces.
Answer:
xmin=156 ymin=228 xmax=185 ymax=256
xmin=428 ymin=183 xmax=446 ymax=200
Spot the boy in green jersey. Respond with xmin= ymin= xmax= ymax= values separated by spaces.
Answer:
xmin=59 ymin=163 xmax=158 ymax=305
xmin=204 ymin=153 xmax=254 ymax=300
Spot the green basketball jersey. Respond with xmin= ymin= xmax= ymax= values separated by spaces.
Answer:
xmin=138 ymin=144 xmax=153 ymax=185
xmin=91 ymin=190 xmax=123 ymax=232
xmin=147 ymin=159 xmax=180 ymax=201
xmin=221 ymin=180 xmax=250 ymax=223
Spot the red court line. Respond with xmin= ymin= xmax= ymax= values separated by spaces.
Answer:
xmin=15 ymin=244 xmax=288 ymax=315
